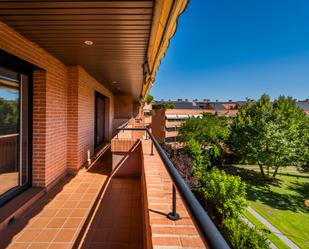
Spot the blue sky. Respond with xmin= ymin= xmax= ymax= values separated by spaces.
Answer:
xmin=150 ymin=0 xmax=309 ymax=101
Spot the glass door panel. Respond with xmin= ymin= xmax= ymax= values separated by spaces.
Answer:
xmin=0 ymin=75 xmax=20 ymax=196
xmin=95 ymin=92 xmax=106 ymax=147
xmin=0 ymin=66 xmax=29 ymax=200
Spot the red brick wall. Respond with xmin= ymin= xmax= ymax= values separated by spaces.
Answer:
xmin=0 ymin=21 xmax=68 ymax=187
xmin=150 ymin=109 xmax=166 ymax=142
xmin=114 ymin=94 xmax=133 ymax=118
xmin=67 ymin=67 xmax=79 ymax=171
xmin=77 ymin=67 xmax=114 ymax=168
xmin=0 ymin=21 xmax=116 ymax=185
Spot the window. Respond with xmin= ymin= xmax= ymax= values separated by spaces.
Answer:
xmin=0 ymin=66 xmax=31 ymax=205
xmin=94 ymin=92 xmax=107 ymax=148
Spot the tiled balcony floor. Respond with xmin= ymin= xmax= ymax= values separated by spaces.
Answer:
xmin=0 ymin=149 xmax=143 ymax=249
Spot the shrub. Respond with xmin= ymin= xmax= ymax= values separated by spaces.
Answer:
xmin=195 ymin=167 xmax=247 ymax=224
xmin=222 ymin=218 xmax=270 ymax=249
xmin=185 ymin=138 xmax=210 ymax=170
xmin=162 ymin=144 xmax=197 ymax=188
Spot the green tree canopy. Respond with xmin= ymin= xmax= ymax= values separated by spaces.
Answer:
xmin=178 ymin=113 xmax=230 ymax=165
xmin=153 ymin=102 xmax=174 ymax=110
xmin=195 ymin=167 xmax=247 ymax=225
xmin=229 ymin=94 xmax=309 ymax=178
xmin=0 ymin=97 xmax=18 ymax=125
xmin=144 ymin=94 xmax=154 ymax=104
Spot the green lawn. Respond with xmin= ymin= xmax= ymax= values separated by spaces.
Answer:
xmin=244 ymin=210 xmax=290 ymax=249
xmin=225 ymin=165 xmax=309 ymax=249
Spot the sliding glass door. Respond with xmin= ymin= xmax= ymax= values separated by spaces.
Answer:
xmin=0 ymin=66 xmax=30 ymax=205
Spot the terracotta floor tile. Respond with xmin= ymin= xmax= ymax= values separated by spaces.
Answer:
xmin=97 ymin=217 xmax=114 ymax=228
xmin=47 ymin=243 xmax=70 ymax=249
xmin=81 ymin=193 xmax=96 ymax=201
xmin=62 ymin=201 xmax=78 ymax=209
xmin=113 ymin=217 xmax=131 ymax=229
xmin=55 ymin=194 xmax=71 ymax=201
xmin=45 ymin=201 xmax=64 ymax=209
xmin=84 ymin=242 xmax=109 ymax=249
xmin=74 ymin=188 xmax=85 ymax=194
xmin=54 ymin=209 xmax=72 ymax=218
xmin=69 ymin=209 xmax=88 ymax=218
xmin=27 ymin=217 xmax=51 ymax=229
xmin=69 ymin=194 xmax=82 ymax=201
xmin=7 ymin=242 xmax=29 ymax=249
xmin=62 ymin=218 xmax=83 ymax=229
xmin=39 ymin=209 xmax=58 ymax=218
xmin=91 ymin=228 xmax=112 ymax=242
xmin=28 ymin=242 xmax=49 ymax=249
xmin=35 ymin=229 xmax=59 ymax=242
xmin=129 ymin=228 xmax=142 ymax=242
xmin=128 ymin=242 xmax=143 ymax=249
xmin=1 ymin=152 xmax=145 ymax=249
xmin=46 ymin=218 xmax=67 ymax=228
xmin=109 ymin=242 xmax=129 ymax=249
xmin=53 ymin=229 xmax=76 ymax=243
xmin=16 ymin=229 xmax=41 ymax=242
xmin=110 ymin=228 xmax=130 ymax=243
xmin=77 ymin=201 xmax=92 ymax=209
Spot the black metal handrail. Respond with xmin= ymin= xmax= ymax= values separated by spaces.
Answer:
xmin=116 ymin=126 xmax=230 ymax=249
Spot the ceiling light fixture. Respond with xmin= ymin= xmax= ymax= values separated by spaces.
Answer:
xmin=112 ymin=81 xmax=118 ymax=84
xmin=84 ymin=40 xmax=94 ymax=46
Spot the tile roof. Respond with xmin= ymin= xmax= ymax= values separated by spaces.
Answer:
xmin=154 ymin=100 xmax=309 ymax=112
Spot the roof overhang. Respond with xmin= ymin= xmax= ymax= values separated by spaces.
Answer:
xmin=0 ymin=0 xmax=188 ymax=102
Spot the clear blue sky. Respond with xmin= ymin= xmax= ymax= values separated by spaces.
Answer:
xmin=150 ymin=0 xmax=309 ymax=101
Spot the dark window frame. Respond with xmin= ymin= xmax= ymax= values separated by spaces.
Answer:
xmin=94 ymin=91 xmax=107 ymax=149
xmin=0 ymin=49 xmax=34 ymax=207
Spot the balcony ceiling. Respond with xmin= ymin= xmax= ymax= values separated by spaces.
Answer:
xmin=0 ymin=0 xmax=155 ymax=100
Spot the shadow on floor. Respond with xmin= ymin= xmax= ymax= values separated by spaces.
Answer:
xmin=74 ymin=177 xmax=143 ymax=249
xmin=0 ymin=146 xmax=112 ymax=248
xmin=73 ymin=147 xmax=144 ymax=249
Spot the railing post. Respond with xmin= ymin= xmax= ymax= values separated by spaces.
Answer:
xmin=150 ymin=141 xmax=154 ymax=156
xmin=167 ymin=185 xmax=180 ymax=221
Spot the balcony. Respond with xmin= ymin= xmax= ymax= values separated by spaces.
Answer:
xmin=0 ymin=1 xmax=230 ymax=248
xmin=0 ymin=118 xmax=230 ymax=249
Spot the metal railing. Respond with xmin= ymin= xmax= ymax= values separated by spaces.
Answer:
xmin=116 ymin=126 xmax=230 ymax=249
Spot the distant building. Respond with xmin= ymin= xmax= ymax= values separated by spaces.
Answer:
xmin=150 ymin=98 xmax=309 ymax=143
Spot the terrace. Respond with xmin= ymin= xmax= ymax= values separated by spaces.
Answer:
xmin=0 ymin=1 xmax=229 ymax=249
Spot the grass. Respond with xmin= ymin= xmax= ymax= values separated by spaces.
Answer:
xmin=244 ymin=210 xmax=290 ymax=249
xmin=224 ymin=165 xmax=309 ymax=249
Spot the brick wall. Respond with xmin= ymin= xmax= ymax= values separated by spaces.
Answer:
xmin=67 ymin=67 xmax=79 ymax=171
xmin=0 ymin=21 xmax=117 ymax=186
xmin=1 ymin=21 xmax=68 ymax=187
xmin=150 ymin=109 xmax=166 ymax=142
xmin=114 ymin=94 xmax=133 ymax=118
xmin=77 ymin=67 xmax=114 ymax=168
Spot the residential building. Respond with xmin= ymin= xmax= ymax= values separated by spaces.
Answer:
xmin=0 ymin=1 xmax=229 ymax=249
xmin=151 ymin=99 xmax=309 ymax=143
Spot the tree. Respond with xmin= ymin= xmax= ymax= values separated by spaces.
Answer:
xmin=195 ymin=167 xmax=247 ymax=226
xmin=145 ymin=109 xmax=156 ymax=117
xmin=0 ymin=97 xmax=18 ymax=134
xmin=222 ymin=217 xmax=270 ymax=249
xmin=145 ymin=94 xmax=154 ymax=104
xmin=184 ymin=138 xmax=209 ymax=170
xmin=178 ymin=113 xmax=230 ymax=165
xmin=229 ymin=94 xmax=309 ymax=178
xmin=153 ymin=102 xmax=174 ymax=110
